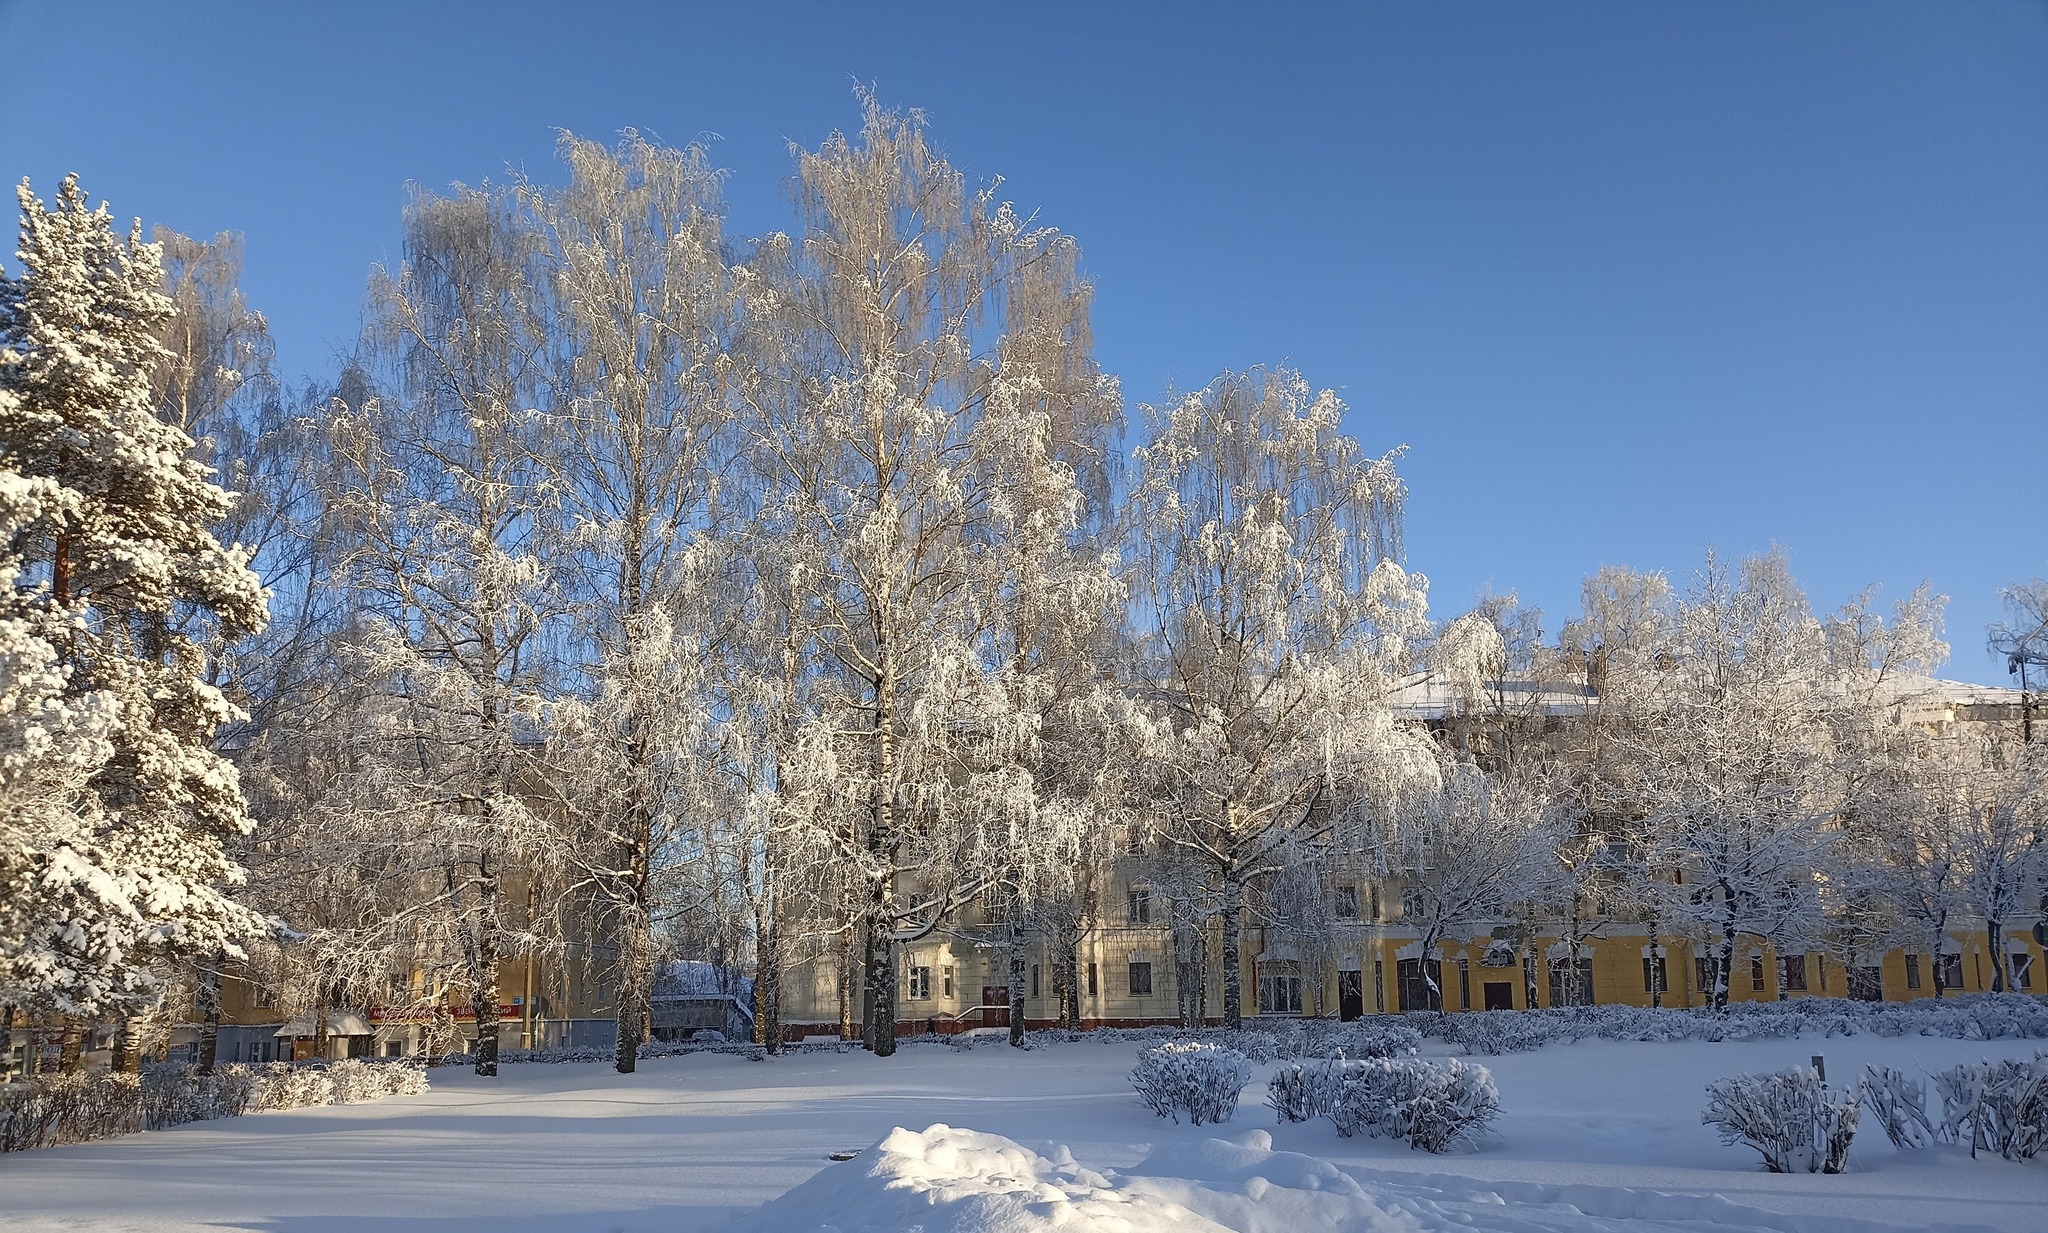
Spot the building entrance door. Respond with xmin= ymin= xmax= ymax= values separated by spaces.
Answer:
xmin=1338 ymin=970 xmax=1363 ymax=1021
xmin=1482 ymin=981 xmax=1514 ymax=1011
xmin=980 ymin=986 xmax=1010 ymax=1027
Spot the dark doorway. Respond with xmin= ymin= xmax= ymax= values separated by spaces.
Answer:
xmin=1396 ymin=957 xmax=1440 ymax=1012
xmin=1338 ymin=970 xmax=1363 ymax=1021
xmin=1482 ymin=981 xmax=1514 ymax=1011
xmin=980 ymin=986 xmax=1010 ymax=1027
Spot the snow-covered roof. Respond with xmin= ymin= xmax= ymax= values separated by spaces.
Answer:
xmin=1387 ymin=672 xmax=1596 ymax=720
xmin=1386 ymin=670 xmax=2022 ymax=723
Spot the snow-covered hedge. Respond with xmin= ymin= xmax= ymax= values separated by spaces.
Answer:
xmin=0 ymin=1059 xmax=428 ymax=1153
xmin=437 ymin=1039 xmax=779 ymax=1067
xmin=1278 ymin=1055 xmax=1500 ymax=1152
xmin=1444 ymin=1010 xmax=1549 ymax=1055
xmin=1289 ymin=1019 xmax=1424 ymax=1060
xmin=1932 ymin=1052 xmax=2048 ymax=1162
xmin=1129 ymin=1041 xmax=1252 ymax=1125
xmin=1083 ymin=1025 xmax=1285 ymax=1062
xmin=1701 ymin=1066 xmax=1859 ymax=1173
xmin=1531 ymin=994 xmax=2048 ymax=1046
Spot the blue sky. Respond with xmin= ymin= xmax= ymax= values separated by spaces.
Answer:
xmin=4 ymin=1 xmax=2043 ymax=681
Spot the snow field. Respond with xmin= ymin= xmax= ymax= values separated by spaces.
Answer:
xmin=0 ymin=1034 xmax=2043 ymax=1233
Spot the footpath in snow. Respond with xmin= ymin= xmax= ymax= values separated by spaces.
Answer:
xmin=0 ymin=1034 xmax=2043 ymax=1232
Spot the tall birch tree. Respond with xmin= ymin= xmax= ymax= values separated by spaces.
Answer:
xmin=1129 ymin=366 xmax=1424 ymax=1029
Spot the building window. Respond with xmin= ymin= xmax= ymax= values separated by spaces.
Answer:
xmin=1334 ymin=885 xmax=1359 ymax=920
xmin=942 ymin=965 xmax=954 ymax=998
xmin=1548 ymin=956 xmax=1596 ymax=1007
xmin=1642 ymin=954 xmax=1668 ymax=994
xmin=1127 ymin=887 xmax=1152 ymax=925
xmin=905 ymin=966 xmax=932 ymax=1001
xmin=1258 ymin=966 xmax=1302 ymax=1015
xmin=1783 ymin=956 xmax=1807 ymax=992
xmin=1750 ymin=954 xmax=1766 ymax=992
xmin=1368 ymin=885 xmax=1381 ymax=922
xmin=1128 ymin=962 xmax=1153 ymax=997
xmin=1029 ymin=964 xmax=1040 ymax=998
xmin=1086 ymin=962 xmax=1098 ymax=997
xmin=1937 ymin=953 xmax=1963 ymax=991
xmin=1458 ymin=957 xmax=1471 ymax=1010
xmin=1905 ymin=954 xmax=1922 ymax=991
xmin=1695 ymin=955 xmax=1716 ymax=995
xmin=2014 ymin=952 xmax=2036 ymax=991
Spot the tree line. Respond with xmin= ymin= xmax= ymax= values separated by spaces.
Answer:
xmin=3 ymin=95 xmax=2043 ymax=1078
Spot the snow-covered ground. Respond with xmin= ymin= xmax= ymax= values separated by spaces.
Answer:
xmin=1 ymin=1033 xmax=2043 ymax=1233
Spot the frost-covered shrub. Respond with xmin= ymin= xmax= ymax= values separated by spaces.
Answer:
xmin=1858 ymin=1066 xmax=1937 ymax=1150
xmin=253 ymin=1061 xmax=334 ymax=1109
xmin=1129 ymin=1041 xmax=1252 ymax=1125
xmin=1328 ymin=1058 xmax=1423 ymax=1140
xmin=1327 ymin=1056 xmax=1500 ymax=1152
xmin=0 ymin=1081 xmax=64 ymax=1152
xmin=1268 ymin=1062 xmax=1319 ymax=1124
xmin=1932 ymin=1053 xmax=2048 ymax=1162
xmin=1702 ymin=1066 xmax=1859 ymax=1174
xmin=0 ymin=1060 xmax=424 ymax=1154
xmin=1406 ymin=1058 xmax=1503 ymax=1152
xmin=1268 ymin=1058 xmax=1352 ymax=1124
xmin=1224 ymin=1031 xmax=1283 ymax=1063
xmin=321 ymin=1058 xmax=425 ymax=1103
xmin=1293 ymin=1019 xmax=1423 ymax=1060
xmin=1447 ymin=1011 xmax=1550 ymax=1055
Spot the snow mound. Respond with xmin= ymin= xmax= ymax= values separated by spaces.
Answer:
xmin=729 ymin=1123 xmax=1416 ymax=1232
xmin=733 ymin=1124 xmax=2000 ymax=1233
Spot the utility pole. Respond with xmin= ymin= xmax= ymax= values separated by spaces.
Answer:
xmin=1989 ymin=584 xmax=2048 ymax=744
xmin=2005 ymin=651 xmax=2044 ymax=744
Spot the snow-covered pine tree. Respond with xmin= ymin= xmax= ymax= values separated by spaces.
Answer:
xmin=0 ymin=176 xmax=268 ymax=1045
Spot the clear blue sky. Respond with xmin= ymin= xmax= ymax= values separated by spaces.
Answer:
xmin=4 ymin=1 xmax=2043 ymax=681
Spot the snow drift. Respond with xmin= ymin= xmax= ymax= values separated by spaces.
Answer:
xmin=731 ymin=1122 xmax=1423 ymax=1233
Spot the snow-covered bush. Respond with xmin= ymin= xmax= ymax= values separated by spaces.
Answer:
xmin=1268 ymin=1058 xmax=1351 ymax=1124
xmin=1129 ymin=1041 xmax=1252 ymax=1125
xmin=1328 ymin=1058 xmax=1419 ymax=1140
xmin=0 ymin=1081 xmax=64 ymax=1152
xmin=1447 ymin=1011 xmax=1550 ymax=1055
xmin=1702 ymin=1066 xmax=1859 ymax=1173
xmin=1858 ymin=1066 xmax=1937 ymax=1150
xmin=48 ymin=1072 xmax=143 ymax=1143
xmin=0 ymin=1058 xmax=433 ymax=1153
xmin=1406 ymin=1058 xmax=1503 ymax=1153
xmin=1507 ymin=994 xmax=2048 ymax=1050
xmin=1932 ymin=1052 xmax=2048 ymax=1161
xmin=1327 ymin=1056 xmax=1499 ymax=1152
xmin=322 ymin=1058 xmax=428 ymax=1103
xmin=441 ymin=1039 xmax=770 ymax=1066
xmin=1294 ymin=1019 xmax=1423 ymax=1060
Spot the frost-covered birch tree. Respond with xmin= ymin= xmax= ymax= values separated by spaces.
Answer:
xmin=520 ymin=132 xmax=740 ymax=1072
xmin=1129 ymin=366 xmax=1425 ymax=1029
xmin=0 ymin=177 xmax=269 ymax=1049
xmin=323 ymin=186 xmax=559 ymax=1075
xmin=738 ymin=94 xmax=1110 ymax=1055
xmin=1371 ymin=746 xmax=1566 ymax=1010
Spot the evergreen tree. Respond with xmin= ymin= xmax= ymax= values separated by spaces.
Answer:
xmin=0 ymin=176 xmax=268 ymax=1031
